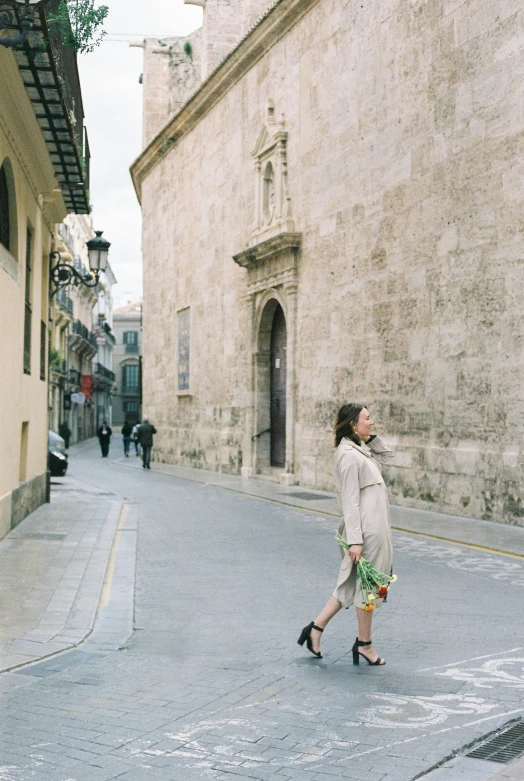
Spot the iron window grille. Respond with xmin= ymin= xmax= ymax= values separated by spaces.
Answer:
xmin=40 ymin=321 xmax=46 ymax=381
xmin=0 ymin=165 xmax=10 ymax=250
xmin=23 ymin=226 xmax=32 ymax=374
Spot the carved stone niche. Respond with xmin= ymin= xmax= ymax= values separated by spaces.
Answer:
xmin=233 ymin=100 xmax=301 ymax=294
xmin=251 ymin=99 xmax=295 ymax=246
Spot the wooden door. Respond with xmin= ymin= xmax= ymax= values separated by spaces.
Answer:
xmin=270 ymin=305 xmax=287 ymax=467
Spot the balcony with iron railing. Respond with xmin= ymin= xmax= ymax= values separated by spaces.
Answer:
xmin=71 ymin=319 xmax=98 ymax=349
xmin=95 ymin=362 xmax=115 ymax=383
xmin=97 ymin=321 xmax=116 ymax=345
xmin=56 ymin=288 xmax=73 ymax=315
xmin=11 ymin=0 xmax=91 ymax=213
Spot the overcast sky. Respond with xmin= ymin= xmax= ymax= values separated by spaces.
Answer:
xmin=77 ymin=1 xmax=202 ymax=308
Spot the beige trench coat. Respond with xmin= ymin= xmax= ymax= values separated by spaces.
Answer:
xmin=333 ymin=436 xmax=394 ymax=609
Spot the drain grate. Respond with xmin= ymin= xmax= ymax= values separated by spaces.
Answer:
xmin=286 ymin=491 xmax=328 ymax=501
xmin=467 ymin=721 xmax=524 ymax=763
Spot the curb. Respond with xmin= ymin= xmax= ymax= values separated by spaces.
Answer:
xmin=0 ymin=498 xmax=126 ymax=676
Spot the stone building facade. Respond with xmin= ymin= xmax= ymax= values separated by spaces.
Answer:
xmin=132 ymin=0 xmax=524 ymax=525
xmin=112 ymin=303 xmax=142 ymax=427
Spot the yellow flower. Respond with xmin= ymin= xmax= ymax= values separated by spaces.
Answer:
xmin=389 ymin=574 xmax=398 ymax=583
xmin=368 ymin=593 xmax=376 ymax=602
xmin=364 ymin=604 xmax=375 ymax=611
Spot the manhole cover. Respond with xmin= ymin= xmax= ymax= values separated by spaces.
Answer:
xmin=22 ymin=533 xmax=67 ymax=541
xmin=467 ymin=721 xmax=524 ymax=763
xmin=286 ymin=491 xmax=328 ymax=501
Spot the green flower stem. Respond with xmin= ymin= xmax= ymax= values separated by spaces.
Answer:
xmin=335 ymin=532 xmax=397 ymax=605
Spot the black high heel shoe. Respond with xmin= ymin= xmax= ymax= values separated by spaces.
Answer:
xmin=352 ymin=637 xmax=385 ymax=666
xmin=297 ymin=622 xmax=324 ymax=658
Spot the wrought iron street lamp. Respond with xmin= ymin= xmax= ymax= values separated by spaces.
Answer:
xmin=86 ymin=230 xmax=111 ymax=276
xmin=50 ymin=231 xmax=111 ymax=297
xmin=0 ymin=0 xmax=48 ymax=48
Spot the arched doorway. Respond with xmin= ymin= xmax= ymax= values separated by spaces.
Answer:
xmin=253 ymin=297 xmax=289 ymax=473
xmin=270 ymin=304 xmax=287 ymax=466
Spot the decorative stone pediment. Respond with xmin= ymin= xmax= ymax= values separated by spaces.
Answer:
xmin=233 ymin=232 xmax=301 ymax=296
xmin=233 ymin=101 xmax=300 ymax=295
xmin=249 ymin=100 xmax=295 ymax=246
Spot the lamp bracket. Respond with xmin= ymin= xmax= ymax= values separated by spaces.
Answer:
xmin=49 ymin=251 xmax=100 ymax=297
xmin=0 ymin=1 xmax=38 ymax=48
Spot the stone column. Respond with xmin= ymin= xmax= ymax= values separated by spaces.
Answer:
xmin=282 ymin=274 xmax=298 ymax=485
xmin=253 ymin=159 xmax=261 ymax=234
xmin=241 ymin=291 xmax=256 ymax=479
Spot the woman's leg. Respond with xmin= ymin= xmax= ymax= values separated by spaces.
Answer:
xmin=355 ymin=607 xmax=385 ymax=664
xmin=310 ymin=597 xmax=343 ymax=654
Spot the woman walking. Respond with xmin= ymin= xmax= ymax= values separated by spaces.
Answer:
xmin=298 ymin=403 xmax=394 ymax=665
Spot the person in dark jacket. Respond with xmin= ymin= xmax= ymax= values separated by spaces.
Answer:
xmin=121 ymin=420 xmax=133 ymax=457
xmin=58 ymin=421 xmax=71 ymax=449
xmin=97 ymin=421 xmax=112 ymax=457
xmin=137 ymin=418 xmax=157 ymax=469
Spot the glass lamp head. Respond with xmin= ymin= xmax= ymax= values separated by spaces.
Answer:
xmin=86 ymin=231 xmax=111 ymax=274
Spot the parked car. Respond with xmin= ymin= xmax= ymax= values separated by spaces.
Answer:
xmin=48 ymin=431 xmax=68 ymax=477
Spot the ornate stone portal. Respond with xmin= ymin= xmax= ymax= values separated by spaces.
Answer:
xmin=233 ymin=102 xmax=301 ymax=484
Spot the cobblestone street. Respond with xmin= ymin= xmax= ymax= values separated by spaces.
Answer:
xmin=0 ymin=441 xmax=523 ymax=781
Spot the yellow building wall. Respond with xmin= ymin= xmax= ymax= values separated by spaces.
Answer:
xmin=0 ymin=48 xmax=67 ymax=539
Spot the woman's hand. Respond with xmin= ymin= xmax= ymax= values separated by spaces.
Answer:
xmin=348 ymin=545 xmax=363 ymax=563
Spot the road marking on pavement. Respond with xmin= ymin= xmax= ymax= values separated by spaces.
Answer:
xmin=393 ymin=536 xmax=524 ymax=585
xmin=126 ymin=704 xmax=524 ymax=773
xmin=435 ymin=657 xmax=524 ymax=690
xmin=361 ymin=693 xmax=498 ymax=729
xmin=99 ymin=503 xmax=129 ymax=608
xmin=419 ymin=648 xmax=523 ymax=672
xmin=389 ymin=527 xmax=524 ymax=561
xmin=343 ymin=706 xmax=524 ymax=762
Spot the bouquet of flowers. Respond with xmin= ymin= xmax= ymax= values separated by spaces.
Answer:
xmin=336 ymin=532 xmax=397 ymax=610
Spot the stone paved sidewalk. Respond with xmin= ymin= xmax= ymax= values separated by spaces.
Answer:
xmin=0 ymin=474 xmax=122 ymax=672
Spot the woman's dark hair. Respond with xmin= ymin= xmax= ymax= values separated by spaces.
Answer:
xmin=334 ymin=403 xmax=366 ymax=447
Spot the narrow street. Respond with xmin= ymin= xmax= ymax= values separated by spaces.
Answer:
xmin=0 ymin=442 xmax=523 ymax=781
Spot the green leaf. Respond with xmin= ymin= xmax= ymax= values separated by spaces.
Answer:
xmin=47 ymin=0 xmax=109 ymax=55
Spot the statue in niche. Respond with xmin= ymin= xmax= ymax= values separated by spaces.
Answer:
xmin=268 ymin=174 xmax=275 ymax=219
xmin=263 ymin=161 xmax=275 ymax=223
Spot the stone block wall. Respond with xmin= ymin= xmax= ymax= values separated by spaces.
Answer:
xmin=138 ymin=0 xmax=524 ymax=524
xmin=142 ymin=29 xmax=202 ymax=147
xmin=202 ymin=0 xmax=245 ymax=78
xmin=11 ymin=474 xmax=47 ymax=531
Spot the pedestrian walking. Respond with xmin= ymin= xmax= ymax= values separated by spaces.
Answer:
xmin=298 ymin=403 xmax=395 ymax=666
xmin=58 ymin=421 xmax=71 ymax=449
xmin=121 ymin=420 xmax=133 ymax=457
xmin=97 ymin=421 xmax=112 ymax=458
xmin=137 ymin=418 xmax=156 ymax=469
xmin=132 ymin=421 xmax=141 ymax=456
